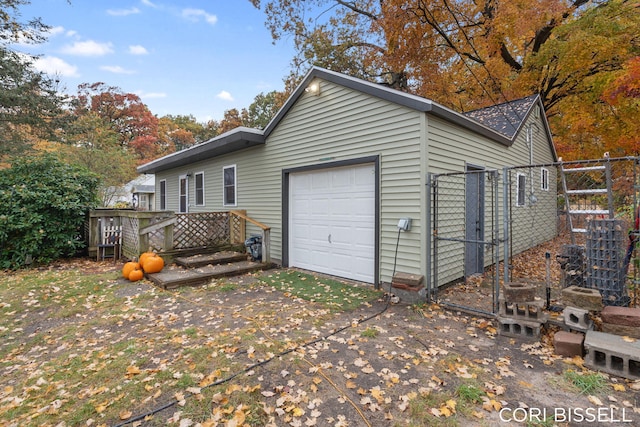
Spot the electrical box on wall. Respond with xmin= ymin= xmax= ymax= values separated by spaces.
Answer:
xmin=397 ymin=218 xmax=412 ymax=231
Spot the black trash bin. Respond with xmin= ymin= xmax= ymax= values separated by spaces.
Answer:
xmin=244 ymin=235 xmax=262 ymax=261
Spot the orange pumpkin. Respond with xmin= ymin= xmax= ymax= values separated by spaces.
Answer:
xmin=128 ymin=268 xmax=144 ymax=282
xmin=142 ymin=253 xmax=164 ymax=274
xmin=139 ymin=251 xmax=155 ymax=269
xmin=122 ymin=261 xmax=141 ymax=279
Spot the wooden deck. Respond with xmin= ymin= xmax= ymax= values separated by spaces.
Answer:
xmin=146 ymin=251 xmax=266 ymax=289
xmin=174 ymin=250 xmax=249 ymax=268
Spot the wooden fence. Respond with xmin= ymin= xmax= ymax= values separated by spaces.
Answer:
xmin=88 ymin=209 xmax=270 ymax=263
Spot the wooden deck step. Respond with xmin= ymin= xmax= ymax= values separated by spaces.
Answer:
xmin=174 ymin=250 xmax=248 ymax=268
xmin=147 ymin=260 xmax=265 ymax=289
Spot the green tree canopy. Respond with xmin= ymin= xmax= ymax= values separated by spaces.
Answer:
xmin=252 ymin=0 xmax=639 ymax=158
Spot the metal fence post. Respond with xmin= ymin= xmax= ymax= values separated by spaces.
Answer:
xmin=426 ymin=173 xmax=433 ymax=303
xmin=503 ymin=167 xmax=510 ymax=285
xmin=493 ymin=170 xmax=501 ymax=313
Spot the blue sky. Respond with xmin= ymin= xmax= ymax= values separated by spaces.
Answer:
xmin=12 ymin=0 xmax=296 ymax=123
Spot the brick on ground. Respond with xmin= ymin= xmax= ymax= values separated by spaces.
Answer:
xmin=554 ymin=331 xmax=584 ymax=357
xmin=601 ymin=306 xmax=640 ymax=327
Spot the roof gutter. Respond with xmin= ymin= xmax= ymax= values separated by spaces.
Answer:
xmin=137 ymin=127 xmax=265 ymax=174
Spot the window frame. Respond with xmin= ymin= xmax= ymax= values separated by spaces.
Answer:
xmin=516 ymin=173 xmax=526 ymax=207
xmin=159 ymin=179 xmax=167 ymax=210
xmin=540 ymin=167 xmax=549 ymax=191
xmin=223 ymin=165 xmax=237 ymax=207
xmin=195 ymin=171 xmax=205 ymax=206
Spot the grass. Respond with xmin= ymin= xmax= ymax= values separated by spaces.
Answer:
xmin=259 ymin=269 xmax=382 ymax=311
xmin=456 ymin=383 xmax=485 ymax=404
xmin=0 ymin=264 xmax=388 ymax=426
xmin=360 ymin=327 xmax=379 ymax=338
xmin=563 ymin=369 xmax=607 ymax=395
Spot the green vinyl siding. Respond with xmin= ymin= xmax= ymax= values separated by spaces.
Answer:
xmin=153 ymin=76 xmax=557 ymax=289
xmin=426 ymin=113 xmax=557 ymax=285
xmin=156 ymin=79 xmax=427 ymax=283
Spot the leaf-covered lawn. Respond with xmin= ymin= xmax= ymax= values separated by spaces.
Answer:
xmin=2 ymin=260 xmax=640 ymax=426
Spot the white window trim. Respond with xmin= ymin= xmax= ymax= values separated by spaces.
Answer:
xmin=540 ymin=167 xmax=549 ymax=191
xmin=516 ymin=173 xmax=526 ymax=207
xmin=159 ymin=179 xmax=167 ymax=210
xmin=178 ymin=174 xmax=189 ymax=213
xmin=195 ymin=171 xmax=205 ymax=206
xmin=223 ymin=165 xmax=237 ymax=207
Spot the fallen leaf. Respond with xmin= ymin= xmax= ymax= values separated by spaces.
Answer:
xmin=588 ymin=395 xmax=603 ymax=406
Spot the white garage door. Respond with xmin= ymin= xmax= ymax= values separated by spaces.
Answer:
xmin=289 ymin=163 xmax=375 ymax=283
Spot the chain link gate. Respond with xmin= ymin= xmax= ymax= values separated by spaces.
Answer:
xmin=427 ymin=157 xmax=640 ymax=316
xmin=427 ymin=169 xmax=501 ymax=316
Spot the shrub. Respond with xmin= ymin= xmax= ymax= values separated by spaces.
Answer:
xmin=0 ymin=155 xmax=99 ymax=268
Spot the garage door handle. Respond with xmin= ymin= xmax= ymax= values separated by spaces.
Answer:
xmin=328 ymin=234 xmax=331 ymax=244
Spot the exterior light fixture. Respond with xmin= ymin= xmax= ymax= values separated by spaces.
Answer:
xmin=305 ymin=81 xmax=320 ymax=96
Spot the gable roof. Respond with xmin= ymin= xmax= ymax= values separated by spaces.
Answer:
xmin=463 ymin=94 xmax=539 ymax=139
xmin=138 ymin=67 xmax=553 ymax=174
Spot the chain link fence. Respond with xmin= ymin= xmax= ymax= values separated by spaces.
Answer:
xmin=428 ymin=157 xmax=639 ymax=315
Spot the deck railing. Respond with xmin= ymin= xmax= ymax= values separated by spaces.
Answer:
xmin=88 ymin=209 xmax=269 ymax=263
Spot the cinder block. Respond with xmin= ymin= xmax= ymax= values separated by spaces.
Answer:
xmin=554 ymin=331 xmax=585 ymax=357
xmin=563 ymin=306 xmax=594 ymax=332
xmin=601 ymin=323 xmax=640 ymax=339
xmin=498 ymin=297 xmax=548 ymax=323
xmin=602 ymin=306 xmax=640 ymax=327
xmin=503 ymin=282 xmax=537 ymax=303
xmin=497 ymin=316 xmax=542 ymax=340
xmin=561 ymin=286 xmax=603 ymax=311
xmin=584 ymin=330 xmax=640 ymax=380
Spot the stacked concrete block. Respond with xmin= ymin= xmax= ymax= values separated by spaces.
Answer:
xmin=601 ymin=306 xmax=640 ymax=339
xmin=561 ymin=286 xmax=603 ymax=312
xmin=390 ymin=272 xmax=425 ymax=304
xmin=584 ymin=330 xmax=640 ymax=380
xmin=498 ymin=282 xmax=546 ymax=340
xmin=562 ymin=306 xmax=594 ymax=332
xmin=559 ymin=285 xmax=601 ymax=333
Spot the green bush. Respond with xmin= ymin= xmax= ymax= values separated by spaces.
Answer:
xmin=0 ymin=155 xmax=99 ymax=269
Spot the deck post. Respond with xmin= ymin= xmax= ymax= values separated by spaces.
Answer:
xmin=262 ymin=228 xmax=271 ymax=264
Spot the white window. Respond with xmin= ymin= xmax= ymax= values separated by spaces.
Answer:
xmin=179 ymin=175 xmax=188 ymax=213
xmin=516 ymin=173 xmax=526 ymax=207
xmin=195 ymin=172 xmax=205 ymax=206
xmin=159 ymin=180 xmax=167 ymax=210
xmin=540 ymin=168 xmax=549 ymax=191
xmin=223 ymin=165 xmax=236 ymax=206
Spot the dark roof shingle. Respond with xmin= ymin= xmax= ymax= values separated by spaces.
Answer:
xmin=463 ymin=94 xmax=539 ymax=138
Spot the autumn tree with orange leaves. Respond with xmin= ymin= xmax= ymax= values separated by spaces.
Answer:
xmin=252 ymin=0 xmax=639 ymax=159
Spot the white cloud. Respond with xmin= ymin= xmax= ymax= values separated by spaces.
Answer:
xmin=216 ymin=91 xmax=234 ymax=101
xmin=46 ymin=26 xmax=66 ymax=37
xmin=100 ymin=65 xmax=136 ymax=74
xmin=182 ymin=9 xmax=218 ymax=25
xmin=33 ymin=56 xmax=79 ymax=77
xmin=139 ymin=92 xmax=167 ymax=99
xmin=107 ymin=7 xmax=140 ymax=16
xmin=141 ymin=0 xmax=158 ymax=8
xmin=128 ymin=45 xmax=148 ymax=55
xmin=61 ymin=40 xmax=114 ymax=56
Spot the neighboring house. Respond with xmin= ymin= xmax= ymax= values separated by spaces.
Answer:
xmin=107 ymin=174 xmax=155 ymax=210
xmin=131 ymin=178 xmax=156 ymax=211
xmin=138 ymin=67 xmax=557 ymax=288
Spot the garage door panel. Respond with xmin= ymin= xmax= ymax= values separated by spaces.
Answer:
xmin=289 ymin=163 xmax=375 ymax=283
xmin=311 ymin=172 xmax=330 ymax=190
